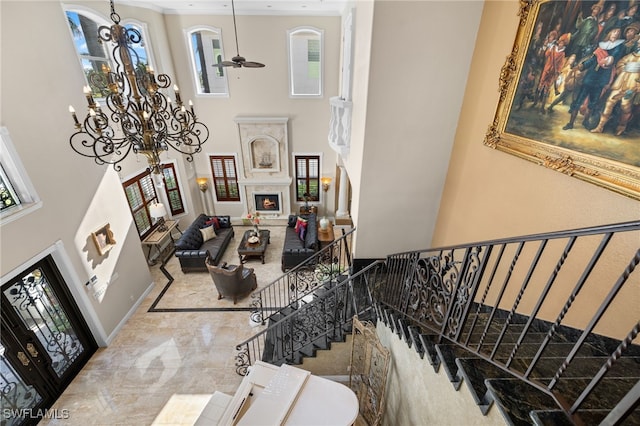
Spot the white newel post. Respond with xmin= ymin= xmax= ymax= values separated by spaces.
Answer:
xmin=336 ymin=165 xmax=349 ymax=218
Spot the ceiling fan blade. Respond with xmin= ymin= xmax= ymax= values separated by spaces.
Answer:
xmin=213 ymin=61 xmax=235 ymax=68
xmin=242 ymin=61 xmax=266 ymax=68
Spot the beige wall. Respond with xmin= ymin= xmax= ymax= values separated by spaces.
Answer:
xmin=0 ymin=1 xmax=341 ymax=342
xmin=162 ymin=12 xmax=342 ymax=219
xmin=433 ymin=1 xmax=640 ymax=339
xmin=0 ymin=1 xmax=154 ymax=342
xmin=433 ymin=1 xmax=639 ymax=245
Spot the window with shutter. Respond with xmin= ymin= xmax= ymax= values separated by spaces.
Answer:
xmin=161 ymin=163 xmax=184 ymax=215
xmin=295 ymin=155 xmax=320 ymax=201
xmin=123 ymin=172 xmax=158 ymax=239
xmin=210 ymin=156 xmax=240 ymax=202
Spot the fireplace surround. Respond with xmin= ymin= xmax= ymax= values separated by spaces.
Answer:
xmin=235 ymin=117 xmax=291 ymax=218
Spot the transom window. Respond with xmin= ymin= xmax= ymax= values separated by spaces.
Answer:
xmin=295 ymin=155 xmax=320 ymax=201
xmin=186 ymin=27 xmax=229 ymax=96
xmin=287 ymin=27 xmax=323 ymax=97
xmin=210 ymin=156 xmax=240 ymax=201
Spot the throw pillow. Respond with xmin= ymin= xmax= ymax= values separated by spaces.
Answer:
xmin=200 ymin=225 xmax=217 ymax=242
xmin=205 ymin=217 xmax=220 ymax=229
xmin=295 ymin=216 xmax=308 ymax=233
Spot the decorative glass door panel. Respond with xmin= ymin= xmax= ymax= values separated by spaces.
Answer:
xmin=1 ymin=255 xmax=96 ymax=424
xmin=0 ymin=341 xmax=45 ymax=426
xmin=3 ymin=267 xmax=84 ymax=379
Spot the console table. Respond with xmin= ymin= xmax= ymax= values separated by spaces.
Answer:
xmin=141 ymin=220 xmax=182 ymax=282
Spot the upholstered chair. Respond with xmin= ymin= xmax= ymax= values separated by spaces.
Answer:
xmin=205 ymin=259 xmax=257 ymax=304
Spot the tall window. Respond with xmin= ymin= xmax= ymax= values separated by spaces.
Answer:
xmin=0 ymin=127 xmax=41 ymax=225
xmin=295 ymin=155 xmax=320 ymax=201
xmin=66 ymin=11 xmax=155 ymax=98
xmin=186 ymin=27 xmax=229 ymax=96
xmin=123 ymin=171 xmax=158 ymax=239
xmin=65 ymin=9 xmax=111 ymax=97
xmin=0 ymin=165 xmax=21 ymax=212
xmin=287 ymin=27 xmax=323 ymax=97
xmin=210 ymin=156 xmax=240 ymax=201
xmin=122 ymin=164 xmax=184 ymax=238
xmin=123 ymin=20 xmax=154 ymax=78
xmin=161 ymin=163 xmax=185 ymax=215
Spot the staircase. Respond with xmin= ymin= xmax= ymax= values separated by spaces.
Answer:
xmin=235 ymin=221 xmax=640 ymax=425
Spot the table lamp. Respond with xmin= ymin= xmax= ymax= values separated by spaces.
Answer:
xmin=150 ymin=202 xmax=168 ymax=232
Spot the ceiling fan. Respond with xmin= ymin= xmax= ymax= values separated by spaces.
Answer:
xmin=215 ymin=0 xmax=265 ymax=68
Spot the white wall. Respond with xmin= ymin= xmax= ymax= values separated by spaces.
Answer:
xmin=346 ymin=1 xmax=484 ymax=259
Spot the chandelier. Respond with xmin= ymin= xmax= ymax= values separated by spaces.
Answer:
xmin=68 ymin=0 xmax=209 ymax=174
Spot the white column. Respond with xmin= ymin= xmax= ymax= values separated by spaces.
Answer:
xmin=336 ymin=165 xmax=349 ymax=217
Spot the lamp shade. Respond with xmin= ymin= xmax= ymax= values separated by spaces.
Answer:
xmin=149 ymin=203 xmax=167 ymax=219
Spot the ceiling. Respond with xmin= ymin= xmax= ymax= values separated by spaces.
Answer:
xmin=119 ymin=0 xmax=350 ymax=16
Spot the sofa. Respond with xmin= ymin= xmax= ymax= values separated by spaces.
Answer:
xmin=174 ymin=214 xmax=234 ymax=273
xmin=281 ymin=213 xmax=319 ymax=271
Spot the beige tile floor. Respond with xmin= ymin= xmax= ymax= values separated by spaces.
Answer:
xmin=40 ymin=226 xmax=291 ymax=425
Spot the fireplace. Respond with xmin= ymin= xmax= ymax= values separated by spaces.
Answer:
xmin=254 ymin=193 xmax=281 ymax=214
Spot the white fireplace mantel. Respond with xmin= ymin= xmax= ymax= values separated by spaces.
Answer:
xmin=235 ymin=117 xmax=291 ymax=217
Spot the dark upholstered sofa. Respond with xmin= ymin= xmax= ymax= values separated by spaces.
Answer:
xmin=281 ymin=213 xmax=319 ymax=272
xmin=174 ymin=214 xmax=234 ymax=273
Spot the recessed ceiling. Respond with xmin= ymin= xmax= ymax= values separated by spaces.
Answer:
xmin=119 ymin=0 xmax=349 ymax=16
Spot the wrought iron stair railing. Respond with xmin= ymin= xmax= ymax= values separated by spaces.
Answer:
xmin=375 ymin=220 xmax=640 ymax=425
xmin=235 ymin=260 xmax=385 ymax=376
xmin=249 ymin=227 xmax=355 ymax=325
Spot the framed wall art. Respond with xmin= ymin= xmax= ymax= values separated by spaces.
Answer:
xmin=92 ymin=223 xmax=116 ymax=256
xmin=484 ymin=0 xmax=640 ymax=200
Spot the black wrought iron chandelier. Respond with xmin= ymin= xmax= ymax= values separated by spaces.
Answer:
xmin=68 ymin=0 xmax=209 ymax=174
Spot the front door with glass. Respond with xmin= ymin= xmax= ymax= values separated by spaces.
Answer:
xmin=1 ymin=255 xmax=97 ymax=425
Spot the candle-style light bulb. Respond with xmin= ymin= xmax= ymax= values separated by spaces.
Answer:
xmin=188 ymin=100 xmax=194 ymax=114
xmin=173 ymin=84 xmax=181 ymax=103
xmin=69 ymin=105 xmax=80 ymax=127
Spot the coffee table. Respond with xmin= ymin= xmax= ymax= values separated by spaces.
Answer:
xmin=238 ymin=229 xmax=271 ymax=264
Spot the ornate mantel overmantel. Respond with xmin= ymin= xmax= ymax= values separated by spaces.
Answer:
xmin=235 ymin=117 xmax=291 ymax=217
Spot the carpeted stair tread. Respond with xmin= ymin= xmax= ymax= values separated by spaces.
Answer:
xmin=485 ymin=378 xmax=561 ymax=426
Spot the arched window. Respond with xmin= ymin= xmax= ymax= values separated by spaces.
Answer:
xmin=65 ymin=8 xmax=111 ymax=98
xmin=287 ymin=27 xmax=323 ymax=98
xmin=122 ymin=19 xmax=155 ymax=73
xmin=186 ymin=27 xmax=229 ymax=96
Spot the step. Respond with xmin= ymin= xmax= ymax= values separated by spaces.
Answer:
xmin=485 ymin=378 xmax=561 ymax=426
xmin=455 ymin=357 xmax=514 ymax=415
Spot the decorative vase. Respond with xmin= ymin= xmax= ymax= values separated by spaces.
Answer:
xmin=253 ymin=224 xmax=259 ymax=234
xmin=319 ymin=217 xmax=329 ymax=231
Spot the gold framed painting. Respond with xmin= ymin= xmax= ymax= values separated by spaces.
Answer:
xmin=484 ymin=0 xmax=640 ymax=200
xmin=92 ymin=223 xmax=116 ymax=256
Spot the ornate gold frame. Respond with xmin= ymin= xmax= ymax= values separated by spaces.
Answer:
xmin=92 ymin=223 xmax=116 ymax=256
xmin=484 ymin=0 xmax=640 ymax=200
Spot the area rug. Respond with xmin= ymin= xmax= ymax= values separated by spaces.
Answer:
xmin=148 ymin=225 xmax=288 ymax=313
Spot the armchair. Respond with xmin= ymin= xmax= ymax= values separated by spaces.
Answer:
xmin=206 ymin=259 xmax=257 ymax=304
